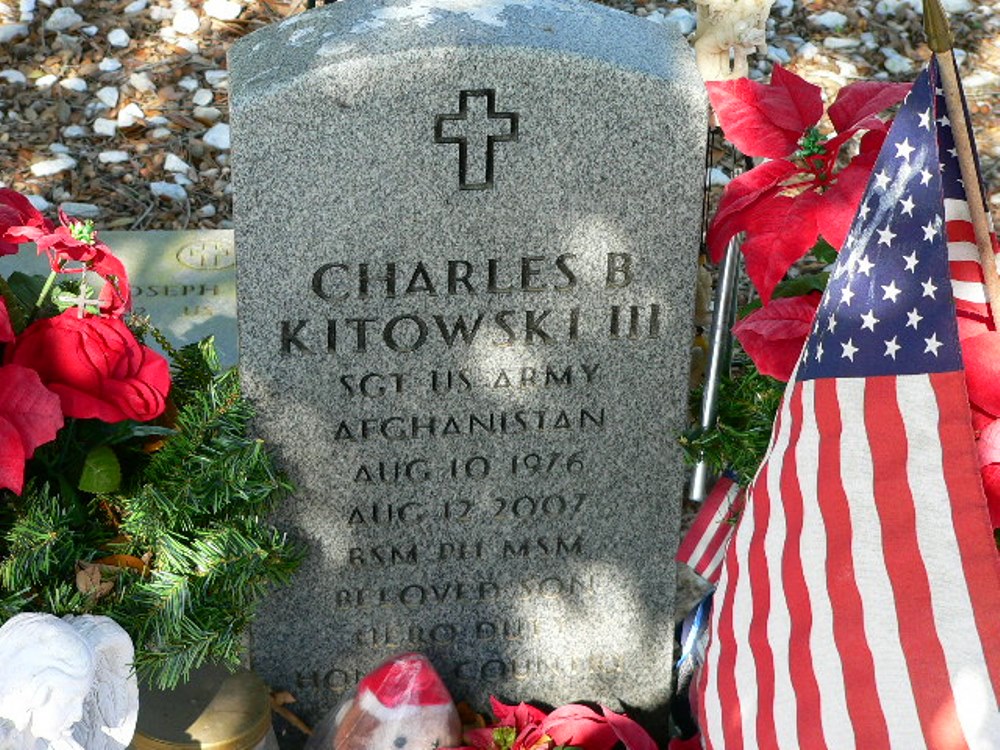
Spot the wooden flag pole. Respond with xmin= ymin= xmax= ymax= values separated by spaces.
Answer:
xmin=924 ymin=0 xmax=1000 ymax=331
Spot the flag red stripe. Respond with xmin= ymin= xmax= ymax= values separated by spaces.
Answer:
xmin=677 ymin=478 xmax=735 ymax=568
xmin=864 ymin=377 xmax=968 ymax=749
xmin=947 ymin=220 xmax=977 ymax=244
xmin=950 ymin=260 xmax=986 ymax=284
xmin=746 ymin=471 xmax=777 ymax=748
xmin=779 ymin=385 xmax=828 ymax=750
xmin=932 ymin=371 xmax=1000 ymax=695
xmin=814 ymin=379 xmax=891 ymax=746
xmin=715 ymin=520 xmax=744 ymax=750
xmin=694 ymin=514 xmax=739 ymax=583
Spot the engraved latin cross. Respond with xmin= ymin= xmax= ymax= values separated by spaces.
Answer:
xmin=434 ymin=89 xmax=519 ymax=190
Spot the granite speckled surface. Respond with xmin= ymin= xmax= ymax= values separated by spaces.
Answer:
xmin=230 ymin=0 xmax=706 ymax=738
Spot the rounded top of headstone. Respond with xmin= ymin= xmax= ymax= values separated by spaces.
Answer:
xmin=229 ymin=0 xmax=697 ymax=104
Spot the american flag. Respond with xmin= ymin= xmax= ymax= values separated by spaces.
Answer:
xmin=696 ymin=58 xmax=1000 ymax=749
xmin=677 ymin=475 xmax=745 ymax=585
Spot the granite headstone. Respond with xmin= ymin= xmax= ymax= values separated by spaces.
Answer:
xmin=5 ymin=230 xmax=238 ymax=366
xmin=230 ymin=0 xmax=706 ymax=735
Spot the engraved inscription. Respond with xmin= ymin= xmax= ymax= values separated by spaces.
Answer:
xmin=434 ymin=89 xmax=519 ymax=190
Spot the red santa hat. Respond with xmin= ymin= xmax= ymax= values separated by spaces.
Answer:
xmin=357 ymin=653 xmax=454 ymax=718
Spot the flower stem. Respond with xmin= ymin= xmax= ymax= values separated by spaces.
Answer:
xmin=33 ymin=271 xmax=59 ymax=314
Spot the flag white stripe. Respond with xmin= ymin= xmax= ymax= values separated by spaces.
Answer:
xmin=764 ymin=390 xmax=798 ymax=749
xmin=685 ymin=483 xmax=740 ymax=565
xmin=701 ymin=550 xmax=727 ymax=746
xmin=838 ymin=377 xmax=926 ymax=749
xmin=945 ymin=197 xmax=971 ymax=222
xmin=953 ymin=279 xmax=988 ymax=304
xmin=732 ymin=483 xmax=758 ymax=750
xmin=898 ymin=376 xmax=1000 ymax=748
xmin=949 ymin=242 xmax=979 ymax=262
xmin=798 ymin=381 xmax=853 ymax=747
xmin=702 ymin=537 xmax=730 ymax=584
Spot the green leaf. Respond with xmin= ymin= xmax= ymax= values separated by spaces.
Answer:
xmin=78 ymin=446 xmax=122 ymax=493
xmin=0 ymin=276 xmax=29 ymax=333
xmin=6 ymin=272 xmax=47 ymax=311
xmin=739 ymin=272 xmax=830 ymax=317
xmin=811 ymin=237 xmax=838 ymax=264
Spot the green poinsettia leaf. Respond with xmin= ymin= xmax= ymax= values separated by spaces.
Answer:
xmin=739 ymin=272 xmax=830 ymax=317
xmin=811 ymin=237 xmax=839 ymax=265
xmin=78 ymin=445 xmax=122 ymax=493
xmin=6 ymin=272 xmax=47 ymax=311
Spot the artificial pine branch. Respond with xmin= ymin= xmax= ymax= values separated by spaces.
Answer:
xmin=0 ymin=339 xmax=304 ymax=689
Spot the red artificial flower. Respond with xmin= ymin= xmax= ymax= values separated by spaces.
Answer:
xmin=5 ymin=311 xmax=170 ymax=423
xmin=0 ymin=298 xmax=14 ymax=343
xmin=0 ymin=364 xmax=64 ymax=494
xmin=732 ymin=292 xmax=822 ymax=382
xmin=0 ymin=188 xmax=52 ymax=256
xmin=469 ymin=699 xmax=656 ymax=750
xmin=706 ymin=66 xmax=910 ymax=302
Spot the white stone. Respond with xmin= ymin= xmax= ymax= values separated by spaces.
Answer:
xmin=43 ymin=5 xmax=81 ymax=30
xmin=192 ymin=105 xmax=222 ymax=122
xmin=0 ymin=23 xmax=27 ymax=43
xmin=204 ymin=69 xmax=227 ymax=87
xmin=96 ymin=85 xmax=119 ymax=108
xmin=772 ymin=0 xmax=793 ymax=16
xmin=146 ymin=115 xmax=168 ymax=125
xmin=196 ymin=203 xmax=216 ymax=218
xmin=60 ymin=201 xmax=100 ymax=218
xmin=150 ymin=181 xmax=187 ymax=201
xmin=964 ymin=69 xmax=1000 ymax=90
xmin=163 ymin=153 xmax=192 ymax=172
xmin=150 ymin=127 xmax=172 ymax=139
xmin=192 ymin=87 xmax=213 ymax=106
xmin=81 ymin=24 xmax=97 ymax=35
xmin=0 ymin=69 xmax=26 ymax=84
xmin=767 ymin=44 xmax=790 ymax=64
xmin=172 ymin=7 xmax=199 ymax=33
xmin=49 ymin=143 xmax=70 ymax=154
xmin=98 ymin=150 xmax=129 ymax=163
xmin=123 ymin=0 xmax=146 ymax=12
xmin=107 ymin=27 xmax=130 ymax=47
xmin=26 ymin=194 xmax=51 ymax=211
xmin=202 ymin=122 xmax=230 ymax=150
xmin=173 ymin=173 xmax=193 ymax=186
xmin=824 ymin=36 xmax=860 ymax=49
xmin=98 ymin=57 xmax=122 ymax=72
xmin=174 ymin=36 xmax=198 ymax=53
xmin=61 ymin=124 xmax=88 ymax=137
xmin=59 ymin=77 xmax=87 ymax=92
xmin=203 ymin=0 xmax=241 ymax=20
xmin=93 ymin=118 xmax=117 ymax=136
xmin=129 ymin=72 xmax=156 ymax=93
xmin=882 ymin=47 xmax=914 ymax=74
xmin=941 ymin=0 xmax=973 ymax=10
xmin=116 ymin=102 xmax=145 ymax=127
xmin=797 ymin=41 xmax=820 ymax=60
xmin=30 ymin=155 xmax=77 ymax=176
xmin=808 ymin=10 xmax=848 ymax=29
xmin=0 ymin=613 xmax=138 ymax=750
xmin=177 ymin=75 xmax=199 ymax=91
xmin=35 ymin=73 xmax=58 ymax=88
xmin=148 ymin=4 xmax=173 ymax=20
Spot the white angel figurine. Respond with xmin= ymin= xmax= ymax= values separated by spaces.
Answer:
xmin=691 ymin=0 xmax=776 ymax=81
xmin=0 ymin=613 xmax=138 ymax=750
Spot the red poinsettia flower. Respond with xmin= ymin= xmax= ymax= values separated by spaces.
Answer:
xmin=706 ymin=66 xmax=910 ymax=303
xmin=0 ymin=364 xmax=64 ymax=494
xmin=732 ymin=292 xmax=822 ymax=382
xmin=0 ymin=188 xmax=52 ymax=256
xmin=0 ymin=298 xmax=13 ymax=343
xmin=464 ymin=699 xmax=656 ymax=750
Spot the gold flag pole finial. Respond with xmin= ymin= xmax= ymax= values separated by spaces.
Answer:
xmin=923 ymin=0 xmax=1000 ymax=330
xmin=923 ymin=0 xmax=954 ymax=52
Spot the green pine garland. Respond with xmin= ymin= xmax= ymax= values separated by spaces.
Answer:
xmin=0 ymin=336 xmax=304 ymax=689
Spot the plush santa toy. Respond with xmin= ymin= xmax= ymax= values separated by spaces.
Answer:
xmin=330 ymin=654 xmax=461 ymax=750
